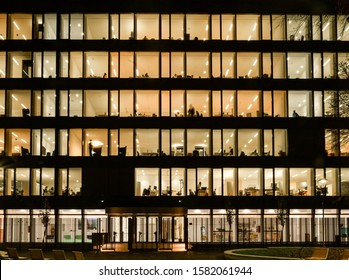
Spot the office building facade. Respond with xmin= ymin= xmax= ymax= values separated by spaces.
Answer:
xmin=0 ymin=0 xmax=349 ymax=250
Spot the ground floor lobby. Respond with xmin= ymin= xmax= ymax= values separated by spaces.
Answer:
xmin=1 ymin=207 xmax=348 ymax=251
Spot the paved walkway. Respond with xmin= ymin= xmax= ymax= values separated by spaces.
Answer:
xmin=7 ymin=249 xmax=227 ymax=260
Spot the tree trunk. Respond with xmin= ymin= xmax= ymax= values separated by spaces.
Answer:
xmin=228 ymin=224 xmax=231 ymax=246
xmin=280 ymin=225 xmax=284 ymax=243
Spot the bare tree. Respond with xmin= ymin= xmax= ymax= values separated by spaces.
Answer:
xmin=39 ymin=198 xmax=51 ymax=246
xmin=226 ymin=209 xmax=234 ymax=246
xmin=277 ymin=198 xmax=288 ymax=243
xmin=326 ymin=56 xmax=349 ymax=154
xmin=282 ymin=1 xmax=349 ymax=40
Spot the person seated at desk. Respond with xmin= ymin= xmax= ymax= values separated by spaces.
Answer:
xmin=197 ymin=187 xmax=208 ymax=196
xmin=195 ymin=110 xmax=203 ymax=117
xmin=149 ymin=186 xmax=158 ymax=196
xmin=142 ymin=186 xmax=151 ymax=196
xmin=197 ymin=182 xmax=209 ymax=196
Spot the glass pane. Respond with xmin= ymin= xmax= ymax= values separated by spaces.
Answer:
xmin=70 ymin=52 xmax=83 ymax=78
xmin=222 ymin=52 xmax=235 ymax=78
xmin=213 ymin=169 xmax=222 ymax=196
xmin=171 ymin=90 xmax=184 ymax=117
xmin=84 ymin=90 xmax=108 ymax=117
xmin=71 ymin=14 xmax=83 ymax=39
xmin=44 ymin=14 xmax=57 ymax=40
xmin=187 ymin=129 xmax=210 ymax=156
xmin=237 ymin=53 xmax=260 ymax=78
xmin=238 ymin=168 xmax=262 ymax=196
xmin=237 ymin=15 xmax=260 ymax=40
xmin=262 ymin=15 xmax=271 ymax=40
xmin=222 ymin=15 xmax=235 ymax=40
xmin=224 ymin=168 xmax=236 ymax=196
xmin=289 ymin=168 xmax=312 ymax=196
xmin=222 ymin=129 xmax=236 ymax=156
xmin=272 ymin=15 xmax=285 ymax=40
xmin=9 ymin=14 xmax=32 ymax=40
xmin=119 ymin=90 xmax=133 ymax=117
xmin=161 ymin=130 xmax=170 ymax=156
xmin=69 ymin=129 xmax=82 ymax=156
xmin=136 ymin=129 xmax=159 ymax=156
xmin=69 ymin=90 xmax=82 ymax=117
xmin=42 ymin=128 xmax=55 ymax=156
xmin=288 ymin=91 xmax=311 ymax=117
xmin=43 ymin=90 xmax=56 ymax=117
xmin=222 ymin=90 xmax=235 ymax=117
xmin=172 ymin=129 xmax=184 ymax=156
xmin=110 ymin=90 xmax=119 ymax=116
xmin=272 ymin=53 xmax=286 ymax=78
xmin=60 ymin=14 xmax=69 ymax=39
xmin=0 ymin=14 xmax=7 ymax=40
xmin=135 ymin=90 xmax=159 ymax=117
xmin=85 ymin=14 xmax=108 ymax=40
xmin=238 ymin=129 xmax=261 ymax=156
xmin=120 ymin=52 xmax=134 ymax=78
xmin=171 ymin=52 xmax=184 ymax=78
xmin=322 ymin=15 xmax=335 ymax=41
xmin=237 ymin=90 xmax=261 ymax=117
xmin=186 ymin=14 xmax=209 ymax=40
xmin=161 ymin=15 xmax=169 ymax=40
xmin=120 ymin=14 xmax=134 ymax=40
xmin=120 ymin=129 xmax=133 ymax=156
xmin=136 ymin=14 xmax=159 ymax=40
xmin=85 ymin=129 xmax=108 ymax=157
xmin=136 ymin=52 xmax=159 ymax=78
xmin=39 ymin=52 xmax=53 ymax=78
xmin=287 ymin=53 xmax=311 ymax=79
xmin=286 ymin=15 xmax=310 ymax=41
xmin=109 ymin=129 xmax=118 ymax=156
xmin=85 ymin=52 xmax=108 ymax=78
xmin=171 ymin=15 xmax=184 ymax=40
xmin=109 ymin=52 xmax=119 ymax=78
xmin=212 ymin=91 xmax=221 ymax=117
xmin=110 ymin=14 xmax=119 ymax=39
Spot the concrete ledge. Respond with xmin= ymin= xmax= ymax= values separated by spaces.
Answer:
xmin=224 ymin=248 xmax=302 ymax=260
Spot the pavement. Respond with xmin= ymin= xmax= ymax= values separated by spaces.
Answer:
xmin=3 ymin=249 xmax=228 ymax=260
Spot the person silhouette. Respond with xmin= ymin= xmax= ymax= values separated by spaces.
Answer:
xmin=88 ymin=139 xmax=93 ymax=156
xmin=188 ymin=104 xmax=195 ymax=117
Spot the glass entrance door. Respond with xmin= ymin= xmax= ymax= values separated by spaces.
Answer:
xmin=161 ymin=216 xmax=172 ymax=242
xmin=148 ymin=216 xmax=158 ymax=242
xmin=109 ymin=216 xmax=131 ymax=243
xmin=135 ymin=216 xmax=159 ymax=243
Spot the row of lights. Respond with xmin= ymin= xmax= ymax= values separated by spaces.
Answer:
xmin=4 ymin=17 xmax=349 ymax=40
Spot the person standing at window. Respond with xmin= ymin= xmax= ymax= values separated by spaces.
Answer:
xmin=88 ymin=139 xmax=93 ymax=156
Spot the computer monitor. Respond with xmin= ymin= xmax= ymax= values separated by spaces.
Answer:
xmin=21 ymin=147 xmax=30 ymax=156
xmin=22 ymin=108 xmax=30 ymax=117
xmin=118 ymin=146 xmax=127 ymax=157
xmin=92 ymin=146 xmax=102 ymax=156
